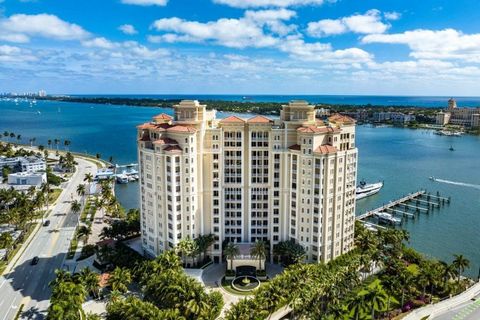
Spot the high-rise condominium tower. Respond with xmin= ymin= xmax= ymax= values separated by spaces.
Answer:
xmin=137 ymin=100 xmax=357 ymax=264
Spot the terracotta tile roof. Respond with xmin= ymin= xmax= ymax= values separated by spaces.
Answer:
xmin=153 ymin=138 xmax=178 ymax=145
xmin=137 ymin=123 xmax=157 ymax=130
xmin=314 ymin=145 xmax=338 ymax=154
xmin=220 ymin=115 xmax=246 ymax=123
xmin=288 ymin=144 xmax=301 ymax=151
xmin=166 ymin=125 xmax=197 ymax=133
xmin=153 ymin=113 xmax=173 ymax=121
xmin=328 ymin=114 xmax=355 ymax=124
xmin=247 ymin=115 xmax=273 ymax=123
xmin=297 ymin=126 xmax=340 ymax=133
xmin=164 ymin=145 xmax=183 ymax=153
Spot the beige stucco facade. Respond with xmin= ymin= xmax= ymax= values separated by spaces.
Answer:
xmin=137 ymin=100 xmax=358 ymax=264
xmin=436 ymin=98 xmax=480 ymax=128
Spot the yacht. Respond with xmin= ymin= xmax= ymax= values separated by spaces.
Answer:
xmin=356 ymin=180 xmax=383 ymax=200
xmin=116 ymin=174 xmax=129 ymax=184
xmin=375 ymin=212 xmax=402 ymax=225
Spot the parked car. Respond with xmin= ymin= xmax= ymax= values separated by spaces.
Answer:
xmin=43 ymin=220 xmax=50 ymax=227
xmin=31 ymin=256 xmax=39 ymax=265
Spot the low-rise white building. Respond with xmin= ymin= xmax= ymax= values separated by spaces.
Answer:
xmin=0 ymin=156 xmax=46 ymax=173
xmin=8 ymin=171 xmax=46 ymax=187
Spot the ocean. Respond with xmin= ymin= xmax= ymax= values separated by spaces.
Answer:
xmin=1 ymin=97 xmax=479 ymax=276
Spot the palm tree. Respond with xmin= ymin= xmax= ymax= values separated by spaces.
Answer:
xmin=95 ymin=153 xmax=101 ymax=160
xmin=361 ymin=279 xmax=389 ymax=319
xmin=76 ymin=184 xmax=86 ymax=204
xmin=40 ymin=182 xmax=50 ymax=210
xmin=176 ymin=237 xmax=198 ymax=267
xmin=78 ymin=267 xmax=100 ymax=298
xmin=224 ymin=242 xmax=239 ymax=272
xmin=70 ymin=200 xmax=81 ymax=215
xmin=452 ymin=254 xmax=470 ymax=283
xmin=347 ymin=291 xmax=368 ymax=320
xmin=54 ymin=138 xmax=59 ymax=150
xmin=49 ymin=269 xmax=72 ymax=288
xmin=250 ymin=240 xmax=267 ymax=271
xmin=195 ymin=234 xmax=215 ymax=263
xmin=47 ymin=139 xmax=52 ymax=149
xmin=77 ymin=225 xmax=91 ymax=243
xmin=16 ymin=134 xmax=21 ymax=143
xmin=64 ymin=140 xmax=71 ymax=151
xmin=0 ymin=233 xmax=14 ymax=258
xmin=84 ymin=173 xmax=94 ymax=192
xmin=108 ymin=267 xmax=131 ymax=293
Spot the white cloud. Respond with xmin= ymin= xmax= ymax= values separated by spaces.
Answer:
xmin=150 ymin=9 xmax=297 ymax=48
xmin=213 ymin=0 xmax=331 ymax=8
xmin=82 ymin=37 xmax=117 ymax=49
xmin=307 ymin=19 xmax=346 ymax=37
xmin=307 ymin=9 xmax=389 ymax=37
xmin=244 ymin=8 xmax=296 ymax=21
xmin=121 ymin=0 xmax=167 ymax=6
xmin=279 ymin=36 xmax=373 ymax=64
xmin=362 ymin=28 xmax=480 ymax=62
xmin=0 ymin=14 xmax=90 ymax=43
xmin=118 ymin=24 xmax=138 ymax=35
xmin=384 ymin=11 xmax=401 ymax=21
xmin=0 ymin=45 xmax=37 ymax=62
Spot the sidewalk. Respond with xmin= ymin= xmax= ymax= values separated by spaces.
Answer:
xmin=403 ymin=281 xmax=480 ymax=319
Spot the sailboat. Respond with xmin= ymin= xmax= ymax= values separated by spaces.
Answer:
xmin=449 ymin=145 xmax=455 ymax=151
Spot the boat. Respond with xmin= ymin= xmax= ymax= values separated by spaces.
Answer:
xmin=449 ymin=145 xmax=455 ymax=151
xmin=429 ymin=176 xmax=436 ymax=181
xmin=356 ymin=180 xmax=383 ymax=200
xmin=375 ymin=212 xmax=402 ymax=225
xmin=116 ymin=174 xmax=129 ymax=184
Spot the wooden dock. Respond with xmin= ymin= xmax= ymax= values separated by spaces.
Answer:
xmin=357 ymin=190 xmax=426 ymax=220
xmin=356 ymin=190 xmax=451 ymax=227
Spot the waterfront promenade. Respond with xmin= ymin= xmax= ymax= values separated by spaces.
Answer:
xmin=403 ymin=281 xmax=480 ymax=320
xmin=0 ymin=157 xmax=96 ymax=320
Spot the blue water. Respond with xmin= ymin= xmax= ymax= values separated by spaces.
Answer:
xmin=72 ymin=94 xmax=480 ymax=107
xmin=1 ymin=98 xmax=479 ymax=276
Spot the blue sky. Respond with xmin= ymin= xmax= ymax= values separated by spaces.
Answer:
xmin=1 ymin=0 xmax=480 ymax=95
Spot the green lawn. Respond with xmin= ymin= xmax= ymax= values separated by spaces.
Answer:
xmin=0 ymin=224 xmax=36 ymax=275
xmin=66 ymin=227 xmax=79 ymax=259
xmin=221 ymin=277 xmax=270 ymax=296
xmin=48 ymin=189 xmax=62 ymax=205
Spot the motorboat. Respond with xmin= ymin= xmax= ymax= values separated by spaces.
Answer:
xmin=375 ymin=212 xmax=402 ymax=225
xmin=356 ymin=180 xmax=383 ymax=200
xmin=116 ymin=174 xmax=129 ymax=184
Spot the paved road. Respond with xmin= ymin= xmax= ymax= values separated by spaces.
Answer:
xmin=434 ymin=294 xmax=480 ymax=320
xmin=0 ymin=158 xmax=96 ymax=320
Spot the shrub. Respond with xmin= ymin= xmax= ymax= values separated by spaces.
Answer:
xmin=78 ymin=244 xmax=96 ymax=261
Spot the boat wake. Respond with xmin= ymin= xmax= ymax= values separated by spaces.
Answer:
xmin=433 ymin=178 xmax=480 ymax=190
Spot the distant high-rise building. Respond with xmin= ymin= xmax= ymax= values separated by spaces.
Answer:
xmin=137 ymin=100 xmax=358 ymax=264
xmin=436 ymin=98 xmax=480 ymax=128
xmin=38 ymin=90 xmax=47 ymax=97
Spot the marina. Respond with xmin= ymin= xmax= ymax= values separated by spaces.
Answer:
xmin=94 ymin=163 xmax=139 ymax=184
xmin=357 ymin=190 xmax=451 ymax=226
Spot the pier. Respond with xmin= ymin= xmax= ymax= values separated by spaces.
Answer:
xmin=94 ymin=163 xmax=139 ymax=184
xmin=356 ymin=190 xmax=451 ymax=226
